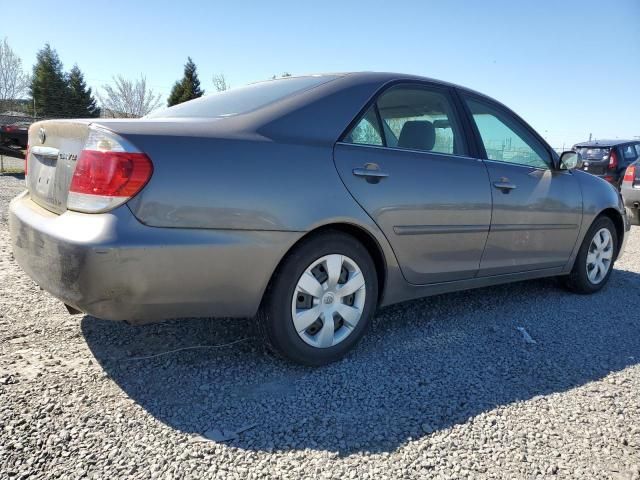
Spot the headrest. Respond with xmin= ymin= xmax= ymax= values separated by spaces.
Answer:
xmin=398 ymin=120 xmax=435 ymax=151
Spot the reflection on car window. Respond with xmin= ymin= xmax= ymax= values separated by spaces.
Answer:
xmin=377 ymin=86 xmax=466 ymax=155
xmin=345 ymin=106 xmax=383 ymax=146
xmin=464 ymin=97 xmax=550 ymax=169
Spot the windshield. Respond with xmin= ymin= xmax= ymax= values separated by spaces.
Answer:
xmin=147 ymin=75 xmax=339 ymax=119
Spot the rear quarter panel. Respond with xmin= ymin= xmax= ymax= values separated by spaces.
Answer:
xmin=124 ymin=135 xmax=405 ymax=306
xmin=97 ymin=74 xmax=410 ymax=309
xmin=126 ymin=137 xmax=371 ymax=232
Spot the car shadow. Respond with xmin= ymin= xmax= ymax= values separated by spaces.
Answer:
xmin=0 ymin=172 xmax=25 ymax=179
xmin=82 ymin=268 xmax=640 ymax=455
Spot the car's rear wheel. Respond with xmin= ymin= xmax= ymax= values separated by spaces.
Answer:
xmin=563 ymin=216 xmax=617 ymax=294
xmin=258 ymin=231 xmax=378 ymax=366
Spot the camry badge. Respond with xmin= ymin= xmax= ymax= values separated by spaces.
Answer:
xmin=38 ymin=128 xmax=46 ymax=144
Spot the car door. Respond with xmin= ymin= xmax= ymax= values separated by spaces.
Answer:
xmin=334 ymin=83 xmax=492 ymax=284
xmin=460 ymin=93 xmax=582 ymax=276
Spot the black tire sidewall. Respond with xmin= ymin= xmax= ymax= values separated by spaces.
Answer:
xmin=262 ymin=232 xmax=378 ymax=366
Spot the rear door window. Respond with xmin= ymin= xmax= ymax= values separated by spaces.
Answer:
xmin=342 ymin=84 xmax=468 ymax=156
xmin=344 ymin=106 xmax=383 ymax=146
xmin=377 ymin=86 xmax=467 ymax=155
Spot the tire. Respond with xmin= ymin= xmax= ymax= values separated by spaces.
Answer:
xmin=563 ymin=216 xmax=617 ymax=294
xmin=258 ymin=231 xmax=378 ymax=366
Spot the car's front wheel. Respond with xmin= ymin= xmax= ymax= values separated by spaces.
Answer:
xmin=563 ymin=216 xmax=618 ymax=294
xmin=258 ymin=231 xmax=378 ymax=366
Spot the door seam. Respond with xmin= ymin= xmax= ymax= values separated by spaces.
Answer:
xmin=475 ymin=158 xmax=494 ymax=278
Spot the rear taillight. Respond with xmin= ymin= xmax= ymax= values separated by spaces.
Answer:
xmin=623 ymin=165 xmax=636 ymax=184
xmin=67 ymin=128 xmax=153 ymax=213
xmin=608 ymin=148 xmax=618 ymax=170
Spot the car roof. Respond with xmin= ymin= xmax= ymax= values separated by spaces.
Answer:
xmin=266 ymin=71 xmax=499 ymax=142
xmin=335 ymin=71 xmax=488 ymax=96
xmin=257 ymin=72 xmax=556 ymax=156
xmin=574 ymin=139 xmax=638 ymax=147
xmin=276 ymin=71 xmax=491 ymax=97
xmin=105 ymin=72 xmax=552 ymax=153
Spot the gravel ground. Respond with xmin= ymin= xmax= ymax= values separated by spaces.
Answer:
xmin=1 ymin=173 xmax=639 ymax=479
xmin=0 ymin=155 xmax=23 ymax=172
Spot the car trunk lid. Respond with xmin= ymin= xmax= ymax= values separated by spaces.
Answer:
xmin=26 ymin=120 xmax=91 ymax=214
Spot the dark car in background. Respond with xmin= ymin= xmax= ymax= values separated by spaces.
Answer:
xmin=573 ymin=140 xmax=640 ymax=188
xmin=0 ymin=122 xmax=30 ymax=159
xmin=621 ymin=160 xmax=640 ymax=225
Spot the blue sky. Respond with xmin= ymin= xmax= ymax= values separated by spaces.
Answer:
xmin=4 ymin=0 xmax=639 ymax=147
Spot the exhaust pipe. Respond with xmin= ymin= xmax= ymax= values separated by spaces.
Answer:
xmin=64 ymin=303 xmax=82 ymax=315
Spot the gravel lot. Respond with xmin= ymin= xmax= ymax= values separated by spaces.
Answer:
xmin=0 ymin=155 xmax=23 ymax=173
xmin=1 ymin=173 xmax=639 ymax=479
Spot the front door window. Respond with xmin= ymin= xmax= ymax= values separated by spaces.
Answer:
xmin=465 ymin=97 xmax=550 ymax=169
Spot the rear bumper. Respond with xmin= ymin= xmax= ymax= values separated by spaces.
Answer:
xmin=9 ymin=192 xmax=301 ymax=323
xmin=622 ymin=185 xmax=640 ymax=225
xmin=621 ymin=185 xmax=640 ymax=206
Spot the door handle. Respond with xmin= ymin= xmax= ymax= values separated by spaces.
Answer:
xmin=352 ymin=163 xmax=389 ymax=184
xmin=493 ymin=180 xmax=517 ymax=193
xmin=353 ymin=168 xmax=389 ymax=178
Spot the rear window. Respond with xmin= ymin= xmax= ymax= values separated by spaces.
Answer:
xmin=575 ymin=146 xmax=610 ymax=159
xmin=147 ymin=75 xmax=338 ymax=119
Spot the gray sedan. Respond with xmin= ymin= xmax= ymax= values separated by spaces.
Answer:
xmin=9 ymin=72 xmax=632 ymax=365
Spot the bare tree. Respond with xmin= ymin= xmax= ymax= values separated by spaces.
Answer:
xmin=98 ymin=75 xmax=162 ymax=118
xmin=212 ymin=73 xmax=230 ymax=92
xmin=0 ymin=37 xmax=30 ymax=110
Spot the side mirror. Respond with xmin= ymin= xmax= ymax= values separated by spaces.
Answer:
xmin=559 ymin=150 xmax=580 ymax=170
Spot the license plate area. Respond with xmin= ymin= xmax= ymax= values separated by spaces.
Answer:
xmin=28 ymin=146 xmax=68 ymax=213
xmin=582 ymin=165 xmax=606 ymax=175
xmin=34 ymin=153 xmax=58 ymax=197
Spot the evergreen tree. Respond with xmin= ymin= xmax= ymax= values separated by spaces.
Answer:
xmin=271 ymin=72 xmax=293 ymax=79
xmin=167 ymin=80 xmax=184 ymax=107
xmin=167 ymin=57 xmax=204 ymax=106
xmin=67 ymin=64 xmax=100 ymax=117
xmin=30 ymin=44 xmax=69 ymax=117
